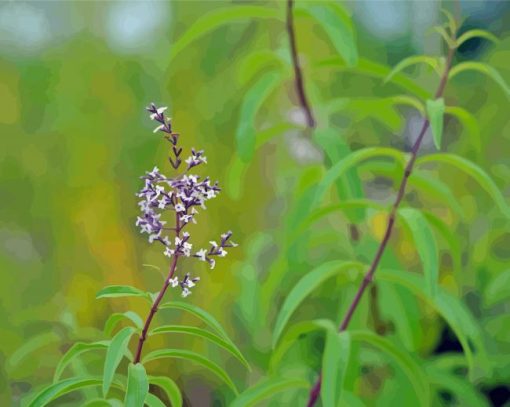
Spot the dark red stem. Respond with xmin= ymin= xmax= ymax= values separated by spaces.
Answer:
xmin=306 ymin=45 xmax=456 ymax=407
xmin=134 ymin=214 xmax=181 ymax=364
xmin=287 ymin=0 xmax=316 ymax=128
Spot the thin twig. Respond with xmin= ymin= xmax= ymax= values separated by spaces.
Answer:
xmin=287 ymin=0 xmax=316 ymax=129
xmin=306 ymin=43 xmax=456 ymax=407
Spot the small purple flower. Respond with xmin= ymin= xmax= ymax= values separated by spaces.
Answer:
xmin=136 ymin=103 xmax=238 ymax=297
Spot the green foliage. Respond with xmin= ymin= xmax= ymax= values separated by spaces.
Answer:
xmin=426 ymin=98 xmax=445 ymax=150
xmin=124 ymin=364 xmax=148 ymax=407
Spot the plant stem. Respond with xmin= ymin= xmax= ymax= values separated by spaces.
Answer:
xmin=134 ymin=213 xmax=181 ymax=364
xmin=286 ymin=0 xmax=316 ymax=128
xmin=306 ymin=45 xmax=456 ymax=407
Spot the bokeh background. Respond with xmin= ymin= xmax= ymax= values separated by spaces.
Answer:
xmin=1 ymin=0 xmax=509 ymax=406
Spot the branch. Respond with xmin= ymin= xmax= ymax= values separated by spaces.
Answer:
xmin=306 ymin=45 xmax=457 ymax=407
xmin=286 ymin=0 xmax=316 ymax=129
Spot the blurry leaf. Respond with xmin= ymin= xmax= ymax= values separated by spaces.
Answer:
xmin=417 ymin=154 xmax=510 ymax=218
xmin=143 ymin=349 xmax=238 ymax=394
xmin=338 ymin=391 xmax=365 ymax=407
xmin=456 ymin=29 xmax=499 ymax=47
xmin=83 ymin=399 xmax=123 ymax=407
xmin=104 ymin=312 xmax=144 ymax=337
xmin=315 ymin=57 xmax=431 ymax=99
xmin=103 ymin=327 xmax=135 ymax=397
xmin=440 ymin=8 xmax=458 ymax=36
xmin=144 ymin=394 xmax=166 ymax=407
xmin=385 ymin=55 xmax=440 ymax=83
xmin=449 ymin=62 xmax=510 ymax=98
xmin=96 ymin=285 xmax=150 ymax=301
xmin=159 ymin=301 xmax=230 ymax=341
xmin=426 ymin=98 xmax=445 ymax=150
xmin=54 ymin=341 xmax=110 ymax=383
xmin=350 ymin=330 xmax=430 ymax=406
xmin=444 ymin=106 xmax=481 ymax=153
xmin=484 ymin=269 xmax=510 ymax=307
xmin=149 ymin=325 xmax=250 ymax=369
xmin=433 ymin=26 xmax=456 ymax=48
xmin=272 ymin=261 xmax=364 ymax=348
xmin=124 ymin=363 xmax=148 ymax=407
xmin=312 ymin=147 xmax=407 ymax=209
xmin=238 ymin=51 xmax=286 ymax=86
xmin=389 ymin=95 xmax=426 ymax=116
xmin=426 ymin=365 xmax=490 ymax=406
xmin=295 ymin=2 xmax=358 ymax=66
xmin=148 ymin=376 xmax=182 ymax=407
xmin=399 ymin=208 xmax=439 ymax=297
xmin=170 ymin=6 xmax=281 ymax=60
xmin=28 ymin=377 xmax=123 ymax=407
xmin=321 ymin=330 xmax=350 ymax=407
xmin=314 ymin=128 xmax=365 ymax=223
xmin=379 ymin=269 xmax=489 ymax=378
xmin=236 ymin=71 xmax=281 ymax=162
xmin=230 ymin=377 xmax=309 ymax=407
xmin=8 ymin=331 xmax=60 ymax=369
xmin=225 ymin=155 xmax=249 ymax=201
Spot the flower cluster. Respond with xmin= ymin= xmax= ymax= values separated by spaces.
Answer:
xmin=136 ymin=103 xmax=237 ymax=297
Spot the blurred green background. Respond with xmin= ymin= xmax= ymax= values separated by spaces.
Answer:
xmin=1 ymin=0 xmax=510 ymax=406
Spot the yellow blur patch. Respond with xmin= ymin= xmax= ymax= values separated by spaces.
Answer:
xmin=370 ymin=211 xmax=388 ymax=240
xmin=0 ymin=81 xmax=19 ymax=124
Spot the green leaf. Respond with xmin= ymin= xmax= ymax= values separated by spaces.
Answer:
xmin=169 ymin=6 xmax=281 ymax=60
xmin=103 ymin=327 xmax=135 ymax=397
xmin=230 ymin=377 xmax=309 ymax=407
xmin=444 ymin=106 xmax=481 ymax=153
xmin=28 ymin=377 xmax=123 ymax=407
xmin=378 ymin=269 xmax=489 ymax=378
xmin=484 ymin=269 xmax=510 ymax=307
xmin=417 ymin=153 xmax=510 ymax=218
xmin=295 ymin=2 xmax=358 ymax=66
xmin=104 ymin=312 xmax=144 ymax=337
xmin=456 ymin=29 xmax=499 ymax=47
xmin=143 ymin=349 xmax=238 ymax=394
xmin=433 ymin=25 xmax=456 ymax=48
xmin=83 ymin=399 xmax=123 ymax=407
xmin=236 ymin=71 xmax=281 ymax=162
xmin=144 ymin=394 xmax=166 ymax=407
xmin=350 ymin=330 xmax=430 ymax=406
xmin=399 ymin=208 xmax=439 ymax=297
xmin=385 ymin=55 xmax=440 ymax=83
xmin=321 ymin=330 xmax=350 ymax=407
xmin=8 ymin=331 xmax=60 ymax=369
xmin=315 ymin=57 xmax=431 ymax=99
xmin=124 ymin=363 xmax=148 ymax=407
xmin=96 ymin=285 xmax=150 ymax=301
xmin=159 ymin=301 xmax=230 ymax=341
xmin=449 ymin=62 xmax=510 ymax=98
xmin=148 ymin=376 xmax=182 ymax=407
xmin=440 ymin=8 xmax=458 ymax=36
xmin=389 ymin=95 xmax=426 ymax=116
xmin=312 ymin=147 xmax=407 ymax=209
xmin=426 ymin=98 xmax=445 ymax=150
xmin=237 ymin=51 xmax=285 ymax=86
xmin=54 ymin=341 xmax=110 ymax=382
xmin=149 ymin=325 xmax=249 ymax=369
xmin=272 ymin=260 xmax=365 ymax=348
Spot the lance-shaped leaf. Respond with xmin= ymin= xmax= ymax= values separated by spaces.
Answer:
xmin=104 ymin=312 xmax=144 ymax=337
xmin=456 ymin=29 xmax=499 ymax=48
xmin=295 ymin=2 xmax=358 ymax=66
xmin=169 ymin=6 xmax=282 ymax=60
xmin=449 ymin=62 xmax=510 ymax=98
xmin=272 ymin=260 xmax=365 ymax=348
xmin=103 ymin=327 xmax=135 ymax=397
xmin=124 ymin=363 xmax=148 ymax=407
xmin=149 ymin=325 xmax=249 ymax=369
xmin=426 ymin=98 xmax=445 ymax=150
xmin=149 ymin=376 xmax=182 ymax=407
xmin=54 ymin=341 xmax=110 ymax=382
xmin=385 ymin=55 xmax=441 ymax=83
xmin=28 ymin=377 xmax=123 ymax=407
xmin=96 ymin=285 xmax=150 ymax=302
xmin=230 ymin=377 xmax=309 ymax=407
xmin=417 ymin=153 xmax=510 ymax=218
xmin=321 ymin=330 xmax=351 ymax=407
xmin=236 ymin=71 xmax=281 ymax=162
xmin=143 ymin=349 xmax=238 ymax=394
xmin=399 ymin=208 xmax=439 ymax=298
xmin=145 ymin=394 xmax=166 ymax=407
